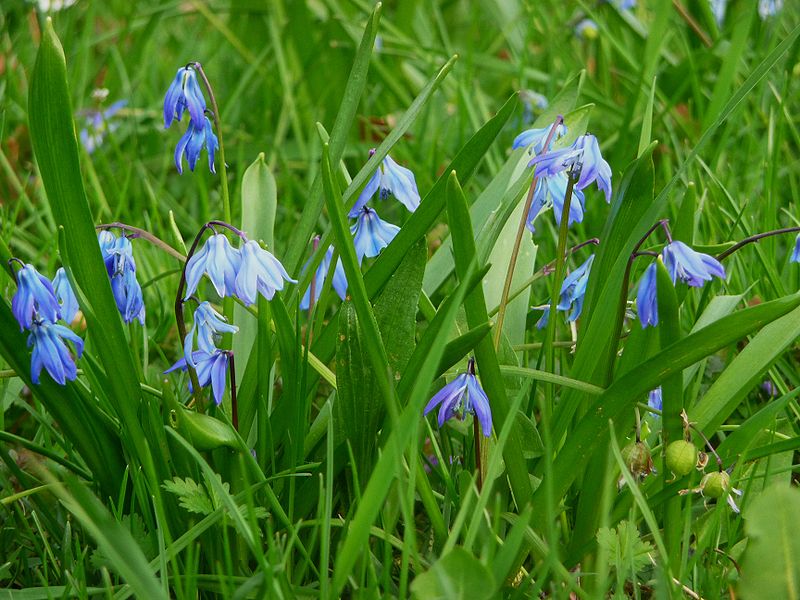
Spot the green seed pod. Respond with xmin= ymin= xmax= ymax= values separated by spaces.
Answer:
xmin=621 ymin=441 xmax=654 ymax=477
xmin=666 ymin=440 xmax=698 ymax=476
xmin=701 ymin=471 xmax=730 ymax=499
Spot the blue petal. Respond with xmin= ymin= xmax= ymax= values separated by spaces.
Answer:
xmin=636 ymin=263 xmax=659 ymax=328
xmin=382 ymin=156 xmax=421 ymax=212
xmin=163 ymin=69 xmax=185 ymax=128
xmin=424 ymin=374 xmax=467 ymax=416
xmin=791 ymin=234 xmax=800 ymax=263
xmin=466 ymin=375 xmax=492 ymax=437
xmin=210 ymin=352 xmax=229 ymax=405
xmin=350 ymin=171 xmax=381 ymax=217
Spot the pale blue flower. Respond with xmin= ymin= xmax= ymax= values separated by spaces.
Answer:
xmin=575 ymin=19 xmax=599 ymax=39
xmin=234 ymin=240 xmax=296 ymax=305
xmin=614 ymin=0 xmax=636 ymax=9
xmin=636 ymin=263 xmax=658 ymax=328
xmin=350 ymin=152 xmax=420 ymax=216
xmin=79 ymin=100 xmax=127 ymax=154
xmin=759 ymin=0 xmax=782 ymax=19
xmin=27 ymin=319 xmax=84 ymax=385
xmin=536 ymin=306 xmax=550 ymax=330
xmin=12 ymin=264 xmax=61 ymax=331
xmin=662 ymin=241 xmax=725 ymax=287
xmin=709 ymin=0 xmax=727 ymax=25
xmin=174 ymin=116 xmax=218 ymax=174
xmin=165 ymin=349 xmax=230 ymax=405
xmin=790 ymin=234 xmax=800 ymax=263
xmin=351 ymin=206 xmax=400 ymax=262
xmin=300 ymin=246 xmax=348 ymax=310
xmin=98 ymin=230 xmax=116 ymax=266
xmin=163 ymin=66 xmax=206 ymax=129
xmin=648 ymin=386 xmax=662 ymax=413
xmin=183 ymin=301 xmax=238 ymax=367
xmin=423 ymin=358 xmax=492 ymax=437
xmin=512 ymin=123 xmax=567 ymax=154
xmin=530 ymin=134 xmax=613 ymax=203
xmin=519 ymin=90 xmax=549 ymax=124
xmin=526 ymin=172 xmax=586 ymax=233
xmin=184 ymin=233 xmax=242 ymax=300
xmin=52 ymin=267 xmax=79 ymax=324
xmin=557 ymin=255 xmax=595 ymax=322
xmin=104 ymin=234 xmax=146 ymax=325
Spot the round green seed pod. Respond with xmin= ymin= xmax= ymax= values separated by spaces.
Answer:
xmin=666 ymin=440 xmax=698 ymax=476
xmin=701 ymin=471 xmax=730 ymax=498
xmin=621 ymin=441 xmax=654 ymax=477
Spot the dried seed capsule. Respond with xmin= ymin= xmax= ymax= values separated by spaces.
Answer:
xmin=621 ymin=441 xmax=654 ymax=478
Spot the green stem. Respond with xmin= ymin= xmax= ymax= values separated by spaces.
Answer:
xmin=493 ymin=116 xmax=564 ymax=349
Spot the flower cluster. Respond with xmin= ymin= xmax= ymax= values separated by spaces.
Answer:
xmin=636 ymin=242 xmax=726 ymax=328
xmin=79 ymin=98 xmax=127 ymax=154
xmin=424 ymin=358 xmax=493 ymax=437
xmin=10 ymin=262 xmax=83 ymax=385
xmin=99 ymin=230 xmax=147 ymax=325
xmin=163 ymin=65 xmax=219 ymax=174
xmin=166 ymin=227 xmax=294 ymax=404
xmin=302 ymin=150 xmax=418 ymax=310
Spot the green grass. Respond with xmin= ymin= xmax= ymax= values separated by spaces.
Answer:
xmin=2 ymin=0 xmax=800 ymax=598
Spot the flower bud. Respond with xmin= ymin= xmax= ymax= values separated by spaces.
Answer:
xmin=666 ymin=440 xmax=698 ymax=476
xmin=701 ymin=471 xmax=730 ymax=498
xmin=621 ymin=441 xmax=654 ymax=478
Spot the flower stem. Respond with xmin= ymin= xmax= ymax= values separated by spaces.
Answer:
xmin=493 ymin=116 xmax=564 ymax=349
xmin=96 ymin=222 xmax=186 ymax=262
xmin=716 ymin=225 xmax=800 ymax=261
xmin=193 ymin=63 xmax=232 ymax=226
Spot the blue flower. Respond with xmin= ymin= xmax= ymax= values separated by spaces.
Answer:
xmin=575 ymin=19 xmax=599 ymax=39
xmin=165 ymin=349 xmax=230 ymax=405
xmin=163 ymin=66 xmax=207 ymax=129
xmin=183 ymin=301 xmax=238 ymax=367
xmin=79 ymin=99 xmax=127 ymax=154
xmin=526 ymin=172 xmax=586 ymax=233
xmin=423 ymin=358 xmax=492 ymax=437
xmin=636 ymin=263 xmax=658 ymax=328
xmin=790 ymin=234 xmax=800 ymax=263
xmin=530 ymin=134 xmax=613 ymax=203
xmin=105 ymin=234 xmax=137 ymax=278
xmin=27 ymin=319 xmax=84 ymax=385
xmin=98 ymin=230 xmax=117 ymax=266
xmin=710 ymin=0 xmax=727 ymax=25
xmin=647 ymin=386 xmax=662 ymax=413
xmin=519 ymin=90 xmax=549 ymax=124
xmin=184 ymin=233 xmax=242 ymax=300
xmin=759 ymin=0 xmax=782 ymax=19
xmin=350 ymin=152 xmax=420 ymax=216
xmin=512 ymin=123 xmax=567 ymax=154
xmin=536 ymin=306 xmax=550 ymax=330
xmin=351 ymin=206 xmax=400 ymax=262
xmin=11 ymin=264 xmax=61 ymax=331
xmin=662 ymin=241 xmax=725 ymax=287
xmin=174 ymin=116 xmax=218 ymax=174
xmin=234 ymin=240 xmax=296 ymax=305
xmin=557 ymin=255 xmax=595 ymax=322
xmin=300 ymin=246 xmax=348 ymax=310
xmin=613 ymin=0 xmax=636 ymax=9
xmin=111 ymin=267 xmax=146 ymax=325
xmin=52 ymin=267 xmax=79 ymax=325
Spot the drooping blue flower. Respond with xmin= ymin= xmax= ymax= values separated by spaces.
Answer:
xmin=234 ymin=240 xmax=296 ymax=305
xmin=758 ymin=0 xmax=782 ymax=19
xmin=526 ymin=172 xmax=586 ymax=233
xmin=11 ymin=264 xmax=61 ymax=331
xmin=163 ymin=66 xmax=207 ymax=129
xmin=98 ymin=230 xmax=117 ymax=265
xmin=79 ymin=100 xmax=127 ymax=154
xmin=111 ymin=267 xmax=146 ymax=325
xmin=512 ymin=123 xmax=567 ymax=154
xmin=52 ymin=267 xmax=79 ymax=325
xmin=790 ymin=233 xmax=800 ymax=263
xmin=535 ymin=306 xmax=550 ymax=330
xmin=636 ymin=263 xmax=658 ymax=328
xmin=662 ymin=241 xmax=725 ymax=287
xmin=351 ymin=206 xmax=400 ymax=262
xmin=165 ymin=349 xmax=230 ymax=405
xmin=27 ymin=319 xmax=84 ymax=385
xmin=350 ymin=152 xmax=420 ymax=216
xmin=557 ymin=254 xmax=595 ymax=322
xmin=105 ymin=234 xmax=137 ymax=278
xmin=300 ymin=246 xmax=348 ymax=310
xmin=184 ymin=233 xmax=242 ymax=300
xmin=423 ymin=358 xmax=492 ymax=437
xmin=647 ymin=386 xmax=662 ymax=413
xmin=530 ymin=134 xmax=613 ymax=203
xmin=183 ymin=301 xmax=238 ymax=367
xmin=174 ymin=116 xmax=219 ymax=174
xmin=575 ymin=19 xmax=599 ymax=39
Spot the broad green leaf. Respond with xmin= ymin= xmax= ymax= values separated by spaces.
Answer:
xmin=410 ymin=548 xmax=495 ymax=600
xmin=738 ymin=485 xmax=800 ymax=600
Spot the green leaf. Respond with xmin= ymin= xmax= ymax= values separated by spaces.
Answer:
xmin=163 ymin=477 xmax=215 ymax=515
xmin=410 ymin=548 xmax=495 ymax=600
xmin=28 ymin=18 xmax=154 ymax=486
xmin=597 ymin=521 xmax=654 ymax=577
xmin=738 ymin=485 xmax=800 ymax=600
